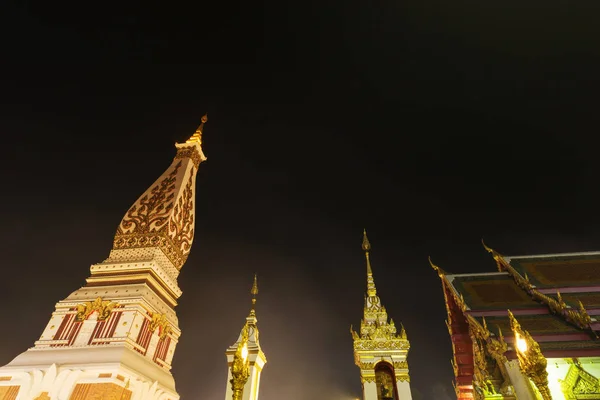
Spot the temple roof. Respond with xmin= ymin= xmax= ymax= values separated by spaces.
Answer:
xmin=432 ymin=245 xmax=600 ymax=360
xmin=445 ymin=272 xmax=541 ymax=311
xmin=506 ymin=251 xmax=600 ymax=290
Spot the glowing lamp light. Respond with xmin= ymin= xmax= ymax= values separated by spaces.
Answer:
xmin=515 ymin=332 xmax=528 ymax=354
xmin=241 ymin=343 xmax=249 ymax=361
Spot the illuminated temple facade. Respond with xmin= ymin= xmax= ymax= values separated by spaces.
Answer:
xmin=352 ymin=231 xmax=413 ymax=400
xmin=0 ymin=117 xmax=208 ymax=400
xmin=431 ymin=244 xmax=600 ymax=400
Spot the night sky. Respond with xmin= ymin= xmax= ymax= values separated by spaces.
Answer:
xmin=2 ymin=0 xmax=600 ymax=399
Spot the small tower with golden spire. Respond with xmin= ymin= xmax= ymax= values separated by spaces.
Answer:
xmin=351 ymin=230 xmax=413 ymax=400
xmin=225 ymin=275 xmax=267 ymax=400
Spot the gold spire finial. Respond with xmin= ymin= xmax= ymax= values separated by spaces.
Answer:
xmin=251 ymin=274 xmax=258 ymax=302
xmin=363 ymin=230 xmax=377 ymax=296
xmin=362 ymin=229 xmax=371 ymax=252
xmin=249 ymin=274 xmax=258 ymax=317
xmin=186 ymin=113 xmax=208 ymax=144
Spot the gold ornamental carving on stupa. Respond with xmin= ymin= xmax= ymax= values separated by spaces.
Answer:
xmin=149 ymin=313 xmax=173 ymax=340
xmin=113 ymin=161 xmax=191 ymax=270
xmin=75 ymin=297 xmax=119 ymax=322
xmin=112 ymin=118 xmax=209 ymax=270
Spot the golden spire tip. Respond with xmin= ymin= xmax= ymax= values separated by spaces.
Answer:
xmin=249 ymin=273 xmax=259 ymax=314
xmin=362 ymin=229 xmax=371 ymax=252
xmin=186 ymin=113 xmax=208 ymax=144
xmin=251 ymin=274 xmax=258 ymax=296
xmin=363 ymin=230 xmax=376 ymax=295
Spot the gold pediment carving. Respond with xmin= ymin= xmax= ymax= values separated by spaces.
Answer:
xmin=561 ymin=361 xmax=600 ymax=399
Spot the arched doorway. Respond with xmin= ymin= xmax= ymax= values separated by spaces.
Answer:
xmin=375 ymin=362 xmax=398 ymax=400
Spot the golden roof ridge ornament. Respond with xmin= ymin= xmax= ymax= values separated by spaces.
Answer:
xmin=483 ymin=241 xmax=596 ymax=334
xmin=186 ymin=114 xmax=208 ymax=144
xmin=428 ymin=256 xmax=447 ymax=277
xmin=363 ymin=229 xmax=377 ymax=297
xmin=482 ymin=239 xmax=504 ymax=271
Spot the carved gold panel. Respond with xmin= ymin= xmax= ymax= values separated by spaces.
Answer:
xmin=561 ymin=363 xmax=600 ymax=399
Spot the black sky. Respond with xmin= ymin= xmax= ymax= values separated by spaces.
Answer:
xmin=2 ymin=0 xmax=600 ymax=398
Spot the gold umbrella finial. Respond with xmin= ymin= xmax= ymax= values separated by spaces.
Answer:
xmin=247 ymin=274 xmax=259 ymax=318
xmin=362 ymin=230 xmax=377 ymax=296
xmin=362 ymin=229 xmax=371 ymax=252
xmin=251 ymin=274 xmax=258 ymax=309
xmin=186 ymin=113 xmax=208 ymax=144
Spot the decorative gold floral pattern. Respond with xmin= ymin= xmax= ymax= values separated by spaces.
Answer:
xmin=561 ymin=360 xmax=600 ymax=399
xmin=149 ymin=313 xmax=173 ymax=340
xmin=75 ymin=297 xmax=118 ymax=322
xmin=113 ymin=151 xmax=199 ymax=270
xmin=117 ymin=161 xmax=182 ymax=236
xmin=175 ymin=147 xmax=202 ymax=169
xmin=168 ymin=172 xmax=194 ymax=256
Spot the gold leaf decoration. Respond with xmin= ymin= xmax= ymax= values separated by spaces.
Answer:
xmin=149 ymin=313 xmax=173 ymax=340
xmin=75 ymin=297 xmax=118 ymax=322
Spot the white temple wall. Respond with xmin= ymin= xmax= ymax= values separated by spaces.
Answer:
xmin=395 ymin=380 xmax=412 ymax=399
xmin=362 ymin=380 xmax=378 ymax=400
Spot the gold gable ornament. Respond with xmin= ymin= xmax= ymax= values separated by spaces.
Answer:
xmin=560 ymin=359 xmax=600 ymax=399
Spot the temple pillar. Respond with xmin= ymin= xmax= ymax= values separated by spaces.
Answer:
xmin=505 ymin=360 xmax=536 ymax=400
